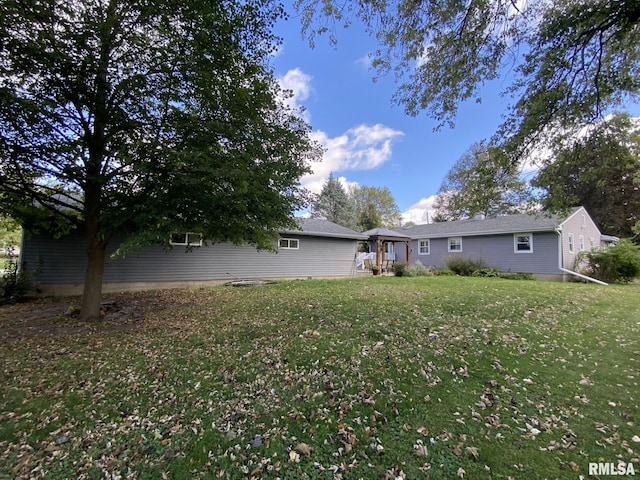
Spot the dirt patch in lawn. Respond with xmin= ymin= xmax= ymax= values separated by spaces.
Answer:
xmin=0 ymin=295 xmax=148 ymax=343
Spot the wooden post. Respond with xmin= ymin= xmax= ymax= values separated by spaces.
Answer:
xmin=405 ymin=240 xmax=410 ymax=265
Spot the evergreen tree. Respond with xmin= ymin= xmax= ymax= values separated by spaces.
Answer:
xmin=311 ymin=173 xmax=354 ymax=227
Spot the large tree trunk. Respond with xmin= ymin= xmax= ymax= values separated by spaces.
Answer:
xmin=79 ymin=18 xmax=112 ymax=322
xmin=79 ymin=224 xmax=107 ymax=321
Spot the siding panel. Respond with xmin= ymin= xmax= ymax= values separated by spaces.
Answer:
xmin=394 ymin=233 xmax=561 ymax=274
xmin=390 ymin=208 xmax=602 ymax=277
xmin=22 ymin=230 xmax=359 ymax=286
xmin=559 ymin=208 xmax=601 ymax=270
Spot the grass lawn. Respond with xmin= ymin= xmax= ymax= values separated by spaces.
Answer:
xmin=1 ymin=276 xmax=639 ymax=479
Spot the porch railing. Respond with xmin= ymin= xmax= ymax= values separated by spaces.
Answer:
xmin=355 ymin=251 xmax=396 ymax=270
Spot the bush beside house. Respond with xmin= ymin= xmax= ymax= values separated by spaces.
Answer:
xmin=578 ymin=240 xmax=640 ymax=283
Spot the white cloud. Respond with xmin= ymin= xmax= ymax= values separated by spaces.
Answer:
xmin=301 ymin=124 xmax=404 ymax=193
xmin=278 ymin=68 xmax=312 ymax=103
xmin=355 ymin=54 xmax=372 ymax=70
xmin=277 ymin=68 xmax=313 ymax=123
xmin=401 ymin=195 xmax=438 ymax=225
xmin=276 ymin=68 xmax=403 ymax=196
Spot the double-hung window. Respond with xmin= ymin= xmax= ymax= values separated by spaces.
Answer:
xmin=170 ymin=233 xmax=202 ymax=247
xmin=514 ymin=233 xmax=533 ymax=253
xmin=279 ymin=238 xmax=299 ymax=250
xmin=448 ymin=237 xmax=462 ymax=252
xmin=418 ymin=239 xmax=430 ymax=255
xmin=568 ymin=233 xmax=575 ymax=253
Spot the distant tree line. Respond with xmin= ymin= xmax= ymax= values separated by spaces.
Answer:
xmin=432 ymin=113 xmax=640 ymax=241
xmin=310 ymin=173 xmax=401 ymax=231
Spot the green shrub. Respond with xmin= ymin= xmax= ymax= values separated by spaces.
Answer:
xmin=579 ymin=240 xmax=640 ymax=283
xmin=404 ymin=261 xmax=433 ymax=277
xmin=445 ymin=256 xmax=488 ymax=276
xmin=472 ymin=268 xmax=500 ymax=278
xmin=0 ymin=256 xmax=38 ymax=305
xmin=498 ymin=272 xmax=535 ymax=281
xmin=392 ymin=263 xmax=407 ymax=277
xmin=434 ymin=268 xmax=454 ymax=276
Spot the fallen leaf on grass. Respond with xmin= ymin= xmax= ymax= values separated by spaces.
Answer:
xmin=559 ymin=461 xmax=580 ymax=471
xmin=383 ymin=467 xmax=405 ymax=479
xmin=452 ymin=442 xmax=464 ymax=456
xmin=338 ymin=425 xmax=358 ymax=455
xmin=465 ymin=446 xmax=479 ymax=460
xmin=295 ymin=442 xmax=313 ymax=458
xmin=413 ymin=440 xmax=428 ymax=457
xmin=288 ymin=450 xmax=300 ymax=462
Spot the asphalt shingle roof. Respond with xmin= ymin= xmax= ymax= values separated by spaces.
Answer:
xmin=396 ymin=210 xmax=578 ymax=239
xmin=362 ymin=227 xmax=411 ymax=239
xmin=283 ymin=218 xmax=369 ymax=240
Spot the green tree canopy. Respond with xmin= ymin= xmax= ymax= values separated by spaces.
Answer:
xmin=297 ymin=0 xmax=640 ymax=155
xmin=433 ymin=141 xmax=532 ymax=221
xmin=533 ymin=113 xmax=640 ymax=238
xmin=310 ymin=173 xmax=355 ymax=227
xmin=0 ymin=214 xmax=21 ymax=252
xmin=350 ymin=185 xmax=401 ymax=231
xmin=0 ymin=0 xmax=318 ymax=319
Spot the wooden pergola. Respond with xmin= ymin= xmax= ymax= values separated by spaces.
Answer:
xmin=364 ymin=228 xmax=411 ymax=268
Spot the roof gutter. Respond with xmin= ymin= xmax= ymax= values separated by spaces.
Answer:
xmin=554 ymin=227 xmax=608 ymax=286
xmin=280 ymin=230 xmax=368 ymax=241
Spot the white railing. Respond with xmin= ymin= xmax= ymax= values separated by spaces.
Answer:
xmin=355 ymin=252 xmax=376 ymax=270
xmin=356 ymin=251 xmax=396 ymax=270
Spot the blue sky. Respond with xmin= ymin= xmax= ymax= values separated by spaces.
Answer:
xmin=270 ymin=11 xmax=638 ymax=225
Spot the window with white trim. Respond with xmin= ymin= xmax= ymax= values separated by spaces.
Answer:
xmin=448 ymin=237 xmax=462 ymax=252
xmin=170 ymin=233 xmax=202 ymax=246
xmin=279 ymin=238 xmax=299 ymax=250
xmin=579 ymin=235 xmax=585 ymax=251
xmin=590 ymin=237 xmax=595 ymax=249
xmin=568 ymin=233 xmax=574 ymax=253
xmin=418 ymin=239 xmax=430 ymax=255
xmin=514 ymin=233 xmax=533 ymax=253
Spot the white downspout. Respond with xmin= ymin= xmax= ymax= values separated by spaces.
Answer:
xmin=559 ymin=267 xmax=608 ymax=285
xmin=555 ymin=227 xmax=608 ymax=286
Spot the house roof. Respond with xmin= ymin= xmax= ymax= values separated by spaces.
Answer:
xmin=362 ymin=227 xmax=411 ymax=241
xmin=396 ymin=209 xmax=583 ymax=239
xmin=282 ymin=218 xmax=369 ymax=240
xmin=601 ymin=234 xmax=619 ymax=244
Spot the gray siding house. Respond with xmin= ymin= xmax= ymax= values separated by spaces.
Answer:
xmin=391 ymin=207 xmax=607 ymax=281
xmin=20 ymin=219 xmax=367 ymax=295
